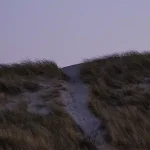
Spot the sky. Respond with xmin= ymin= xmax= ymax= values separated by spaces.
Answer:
xmin=0 ymin=0 xmax=150 ymax=67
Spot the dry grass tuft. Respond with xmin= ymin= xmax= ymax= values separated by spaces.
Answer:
xmin=22 ymin=81 xmax=42 ymax=92
xmin=0 ymin=60 xmax=67 ymax=80
xmin=0 ymin=59 xmax=68 ymax=97
xmin=0 ymin=76 xmax=42 ymax=96
xmin=80 ymin=51 xmax=150 ymax=149
xmin=0 ymin=76 xmax=22 ymax=95
xmin=0 ymin=101 xmax=85 ymax=150
xmin=0 ymin=60 xmax=94 ymax=150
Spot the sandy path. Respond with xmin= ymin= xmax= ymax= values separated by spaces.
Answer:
xmin=62 ymin=65 xmax=106 ymax=148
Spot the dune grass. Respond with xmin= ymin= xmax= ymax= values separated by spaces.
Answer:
xmin=80 ymin=51 xmax=150 ymax=149
xmin=0 ymin=59 xmax=95 ymax=150
xmin=0 ymin=101 xmax=87 ymax=150
xmin=0 ymin=60 xmax=67 ymax=79
xmin=0 ymin=60 xmax=68 ymax=95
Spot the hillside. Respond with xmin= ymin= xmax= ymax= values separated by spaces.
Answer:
xmin=0 ymin=51 xmax=150 ymax=150
xmin=80 ymin=51 xmax=150 ymax=150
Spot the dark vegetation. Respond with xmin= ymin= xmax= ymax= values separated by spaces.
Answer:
xmin=80 ymin=51 xmax=150 ymax=149
xmin=0 ymin=60 xmax=67 ymax=79
xmin=0 ymin=60 xmax=68 ymax=95
xmin=0 ymin=102 xmax=85 ymax=150
xmin=0 ymin=59 xmax=96 ymax=150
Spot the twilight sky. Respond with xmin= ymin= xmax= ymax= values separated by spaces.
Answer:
xmin=0 ymin=0 xmax=150 ymax=67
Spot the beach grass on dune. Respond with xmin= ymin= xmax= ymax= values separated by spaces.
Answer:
xmin=80 ymin=51 xmax=150 ymax=149
xmin=0 ymin=101 xmax=84 ymax=150
xmin=0 ymin=59 xmax=94 ymax=150
xmin=0 ymin=60 xmax=67 ymax=79
xmin=0 ymin=60 xmax=68 ymax=95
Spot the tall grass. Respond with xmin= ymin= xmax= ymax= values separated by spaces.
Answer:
xmin=0 ymin=102 xmax=85 ymax=150
xmin=0 ymin=60 xmax=68 ymax=95
xmin=80 ymin=51 xmax=150 ymax=149
xmin=0 ymin=60 xmax=67 ymax=79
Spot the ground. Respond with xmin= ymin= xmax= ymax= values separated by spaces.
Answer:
xmin=0 ymin=51 xmax=150 ymax=150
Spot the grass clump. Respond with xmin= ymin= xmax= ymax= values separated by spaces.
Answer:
xmin=22 ymin=81 xmax=42 ymax=92
xmin=0 ymin=60 xmax=67 ymax=80
xmin=80 ymin=51 xmax=150 ymax=149
xmin=0 ymin=59 xmax=68 ymax=96
xmin=80 ymin=51 xmax=150 ymax=85
xmin=0 ymin=102 xmax=84 ymax=150
xmin=0 ymin=77 xmax=22 ymax=95
xmin=0 ymin=75 xmax=42 ymax=95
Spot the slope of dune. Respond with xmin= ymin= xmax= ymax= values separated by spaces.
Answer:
xmin=0 ymin=51 xmax=150 ymax=150
xmin=0 ymin=60 xmax=108 ymax=150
